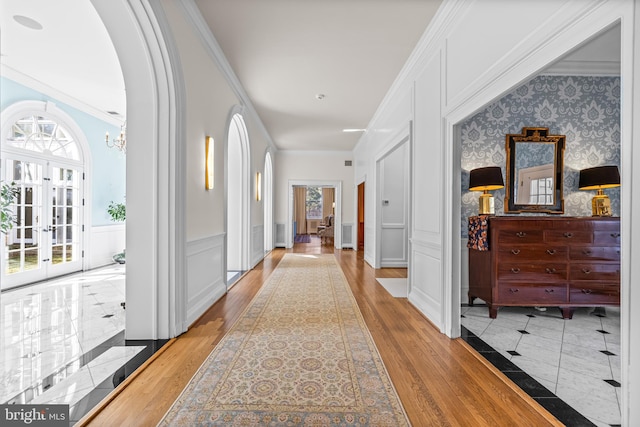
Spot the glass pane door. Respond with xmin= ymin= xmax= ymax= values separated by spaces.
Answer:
xmin=2 ymin=159 xmax=83 ymax=289
xmin=50 ymin=167 xmax=81 ymax=269
xmin=4 ymin=160 xmax=44 ymax=280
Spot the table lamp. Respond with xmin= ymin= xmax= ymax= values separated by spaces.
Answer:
xmin=469 ymin=166 xmax=504 ymax=215
xmin=578 ymin=165 xmax=620 ymax=216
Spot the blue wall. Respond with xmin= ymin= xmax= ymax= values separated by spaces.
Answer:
xmin=460 ymin=75 xmax=621 ymax=237
xmin=1 ymin=77 xmax=126 ymax=226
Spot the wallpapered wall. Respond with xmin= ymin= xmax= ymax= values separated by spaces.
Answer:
xmin=461 ymin=75 xmax=620 ymax=237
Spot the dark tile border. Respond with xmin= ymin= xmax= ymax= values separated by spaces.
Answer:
xmin=461 ymin=326 xmax=596 ymax=427
xmin=68 ymin=337 xmax=169 ymax=424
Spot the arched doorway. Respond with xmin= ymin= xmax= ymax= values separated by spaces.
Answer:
xmin=263 ymin=151 xmax=273 ymax=254
xmin=1 ymin=101 xmax=89 ymax=289
xmin=226 ymin=111 xmax=250 ymax=286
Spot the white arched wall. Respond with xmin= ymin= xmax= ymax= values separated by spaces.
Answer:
xmin=91 ymin=0 xmax=186 ymax=339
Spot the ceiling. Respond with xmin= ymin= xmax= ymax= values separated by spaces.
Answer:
xmin=1 ymin=1 xmax=620 ymax=152
xmin=0 ymin=0 xmax=126 ymax=121
xmin=194 ymin=0 xmax=443 ymax=151
xmin=1 ymin=0 xmax=442 ymax=151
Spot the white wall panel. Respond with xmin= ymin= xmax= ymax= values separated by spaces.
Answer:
xmin=413 ymin=50 xmax=442 ymax=240
xmin=252 ymin=224 xmax=264 ymax=267
xmin=380 ymin=226 xmax=406 ymax=265
xmin=408 ymin=240 xmax=442 ymax=330
xmin=445 ymin=0 xmax=569 ymax=106
xmin=185 ymin=234 xmax=226 ymax=327
xmin=88 ymin=225 xmax=125 ymax=269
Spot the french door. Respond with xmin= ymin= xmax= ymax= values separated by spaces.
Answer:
xmin=2 ymin=156 xmax=84 ymax=289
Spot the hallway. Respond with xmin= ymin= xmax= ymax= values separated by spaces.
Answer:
xmin=82 ymin=239 xmax=560 ymax=426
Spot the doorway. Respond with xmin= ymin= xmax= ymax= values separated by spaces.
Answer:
xmin=226 ymin=112 xmax=250 ymax=287
xmin=263 ymin=151 xmax=274 ymax=254
xmin=1 ymin=110 xmax=86 ymax=290
xmin=357 ymin=181 xmax=365 ymax=250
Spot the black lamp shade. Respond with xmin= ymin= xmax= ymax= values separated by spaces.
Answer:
xmin=469 ymin=166 xmax=504 ymax=191
xmin=579 ymin=166 xmax=620 ymax=190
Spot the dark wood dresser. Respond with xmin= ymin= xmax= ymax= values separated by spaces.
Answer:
xmin=468 ymin=216 xmax=620 ymax=318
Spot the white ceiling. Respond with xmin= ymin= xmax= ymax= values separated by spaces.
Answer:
xmin=1 ymin=1 xmax=620 ymax=152
xmin=0 ymin=0 xmax=126 ymax=120
xmin=194 ymin=0 xmax=443 ymax=151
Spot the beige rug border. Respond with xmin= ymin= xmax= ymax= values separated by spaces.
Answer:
xmin=157 ymin=253 xmax=411 ymax=425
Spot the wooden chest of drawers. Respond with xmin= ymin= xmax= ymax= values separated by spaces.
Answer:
xmin=468 ymin=216 xmax=620 ymax=318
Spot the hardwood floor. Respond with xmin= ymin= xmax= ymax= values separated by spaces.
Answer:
xmin=81 ymin=236 xmax=561 ymax=426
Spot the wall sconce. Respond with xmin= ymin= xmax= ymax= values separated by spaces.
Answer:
xmin=205 ymin=136 xmax=214 ymax=190
xmin=255 ymin=172 xmax=262 ymax=201
xmin=469 ymin=166 xmax=504 ymax=215
xmin=579 ymin=165 xmax=620 ymax=216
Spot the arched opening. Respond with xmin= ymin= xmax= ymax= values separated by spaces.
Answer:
xmin=263 ymin=151 xmax=273 ymax=254
xmin=226 ymin=111 xmax=250 ymax=287
xmin=1 ymin=102 xmax=89 ymax=289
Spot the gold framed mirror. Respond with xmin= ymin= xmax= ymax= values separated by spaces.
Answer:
xmin=505 ymin=127 xmax=565 ymax=214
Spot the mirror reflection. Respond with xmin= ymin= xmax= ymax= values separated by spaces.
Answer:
xmin=514 ymin=142 xmax=555 ymax=205
xmin=505 ymin=127 xmax=565 ymax=213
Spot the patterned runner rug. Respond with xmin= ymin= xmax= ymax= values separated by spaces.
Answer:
xmin=159 ymin=253 xmax=410 ymax=426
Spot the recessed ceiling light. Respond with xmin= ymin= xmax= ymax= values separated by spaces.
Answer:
xmin=342 ymin=129 xmax=366 ymax=133
xmin=315 ymin=94 xmax=325 ymax=100
xmin=13 ymin=15 xmax=43 ymax=30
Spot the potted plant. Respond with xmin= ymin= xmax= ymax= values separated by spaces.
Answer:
xmin=108 ymin=200 xmax=126 ymax=264
xmin=1 ymin=181 xmax=19 ymax=235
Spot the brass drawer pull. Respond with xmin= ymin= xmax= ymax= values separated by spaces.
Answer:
xmin=611 ymin=232 xmax=620 ymax=238
xmin=511 ymin=249 xmax=520 ymax=255
xmin=581 ymin=289 xmax=593 ymax=294
xmin=516 ymin=232 xmax=527 ymax=238
xmin=545 ymin=289 xmax=555 ymax=293
xmin=564 ymin=232 xmax=573 ymax=238
xmin=546 ymin=268 xmax=556 ymax=274
xmin=582 ymin=269 xmax=591 ymax=274
xmin=509 ymin=288 xmax=519 ymax=293
xmin=546 ymin=249 xmax=557 ymax=255
xmin=510 ymin=268 xmax=520 ymax=274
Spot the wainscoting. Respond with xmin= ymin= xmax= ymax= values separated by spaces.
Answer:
xmin=185 ymin=234 xmax=226 ymax=326
xmin=408 ymin=237 xmax=442 ymax=328
xmin=275 ymin=223 xmax=286 ymax=247
xmin=88 ymin=224 xmax=126 ymax=269
xmin=252 ymin=224 xmax=264 ymax=267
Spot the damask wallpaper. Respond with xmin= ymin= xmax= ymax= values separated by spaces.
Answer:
xmin=461 ymin=75 xmax=620 ymax=237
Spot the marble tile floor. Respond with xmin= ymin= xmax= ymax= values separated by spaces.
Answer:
xmin=461 ymin=304 xmax=621 ymax=427
xmin=1 ymin=265 xmax=168 ymax=425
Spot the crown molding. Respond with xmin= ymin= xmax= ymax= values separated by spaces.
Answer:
xmin=542 ymin=59 xmax=620 ymax=76
xmin=1 ymin=64 xmax=124 ymax=126
xmin=179 ymin=0 xmax=277 ymax=153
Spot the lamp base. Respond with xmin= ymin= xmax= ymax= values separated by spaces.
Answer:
xmin=478 ymin=193 xmax=495 ymax=215
xmin=591 ymin=194 xmax=612 ymax=216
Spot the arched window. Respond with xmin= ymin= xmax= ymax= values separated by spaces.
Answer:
xmin=5 ymin=114 xmax=81 ymax=160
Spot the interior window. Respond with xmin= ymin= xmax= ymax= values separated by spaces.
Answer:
xmin=306 ymin=186 xmax=322 ymax=219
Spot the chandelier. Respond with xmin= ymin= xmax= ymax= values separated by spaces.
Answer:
xmin=105 ymin=122 xmax=126 ymax=152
